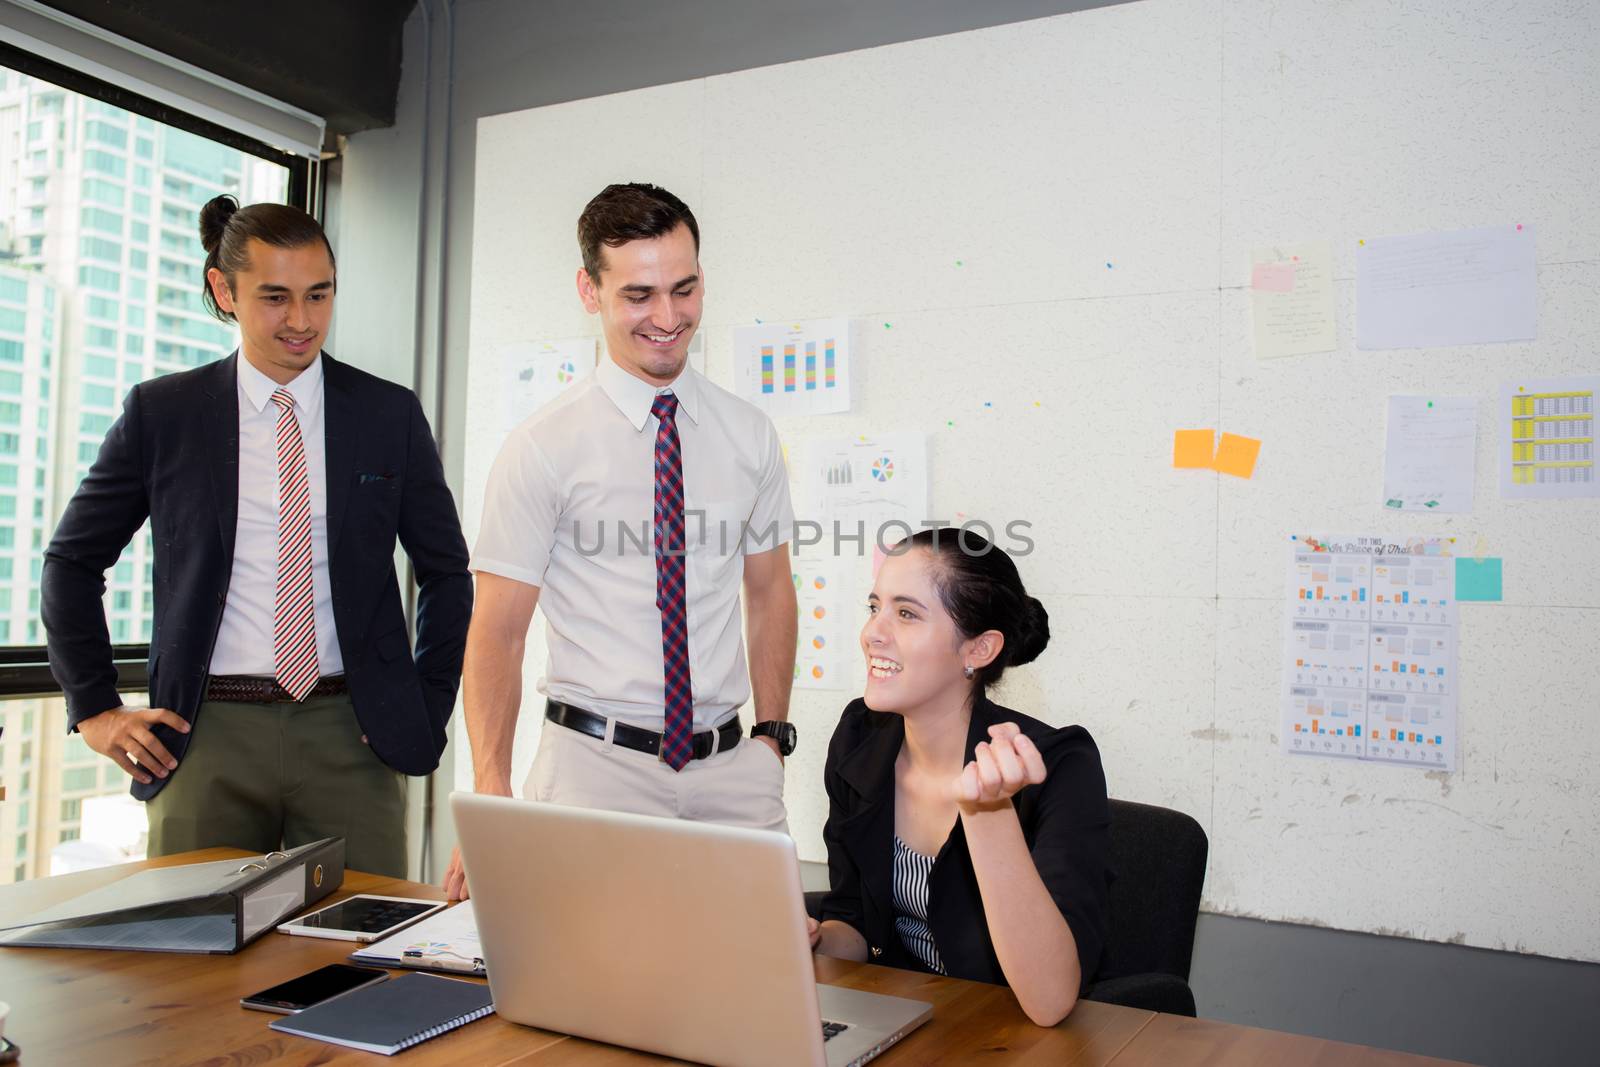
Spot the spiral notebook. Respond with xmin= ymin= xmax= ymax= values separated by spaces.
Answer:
xmin=268 ymin=971 xmax=494 ymax=1055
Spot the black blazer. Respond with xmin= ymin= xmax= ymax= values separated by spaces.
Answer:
xmin=41 ymin=353 xmax=473 ymax=800
xmin=820 ymin=696 xmax=1112 ymax=989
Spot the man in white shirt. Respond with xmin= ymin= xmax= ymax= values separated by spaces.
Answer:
xmin=43 ymin=198 xmax=472 ymax=878
xmin=444 ymin=184 xmax=798 ymax=899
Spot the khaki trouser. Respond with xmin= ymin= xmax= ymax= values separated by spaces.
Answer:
xmin=526 ymin=717 xmax=790 ymax=835
xmin=145 ymin=691 xmax=408 ymax=877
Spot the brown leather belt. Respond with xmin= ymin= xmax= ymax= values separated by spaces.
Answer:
xmin=206 ymin=674 xmax=349 ymax=704
xmin=545 ymin=700 xmax=741 ymax=761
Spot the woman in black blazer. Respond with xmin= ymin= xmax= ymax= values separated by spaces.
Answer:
xmin=809 ymin=528 xmax=1111 ymax=1026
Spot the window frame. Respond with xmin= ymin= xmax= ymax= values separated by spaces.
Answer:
xmin=0 ymin=43 xmax=322 ymax=700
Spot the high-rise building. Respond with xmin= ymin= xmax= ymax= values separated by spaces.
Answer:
xmin=0 ymin=69 xmax=289 ymax=882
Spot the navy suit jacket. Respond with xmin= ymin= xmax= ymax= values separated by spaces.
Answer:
xmin=41 ymin=352 xmax=473 ymax=801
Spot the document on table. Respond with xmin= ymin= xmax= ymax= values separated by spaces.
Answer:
xmin=350 ymin=900 xmax=484 ymax=976
xmin=1356 ymin=224 xmax=1536 ymax=349
xmin=1382 ymin=396 xmax=1477 ymax=513
xmin=1250 ymin=242 xmax=1337 ymax=359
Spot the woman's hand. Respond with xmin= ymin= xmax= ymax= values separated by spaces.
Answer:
xmin=806 ymin=916 xmax=822 ymax=950
xmin=953 ymin=723 xmax=1046 ymax=807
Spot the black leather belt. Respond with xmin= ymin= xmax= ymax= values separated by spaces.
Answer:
xmin=206 ymin=674 xmax=349 ymax=704
xmin=545 ymin=700 xmax=741 ymax=761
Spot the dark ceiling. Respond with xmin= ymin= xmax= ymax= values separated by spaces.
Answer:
xmin=38 ymin=0 xmax=417 ymax=137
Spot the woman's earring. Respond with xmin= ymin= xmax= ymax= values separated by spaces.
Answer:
xmin=963 ymin=665 xmax=975 ymax=680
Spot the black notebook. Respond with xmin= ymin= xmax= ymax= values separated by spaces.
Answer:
xmin=269 ymin=971 xmax=494 ymax=1055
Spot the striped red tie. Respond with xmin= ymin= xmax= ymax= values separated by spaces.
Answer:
xmin=651 ymin=393 xmax=694 ymax=771
xmin=270 ymin=388 xmax=320 ymax=701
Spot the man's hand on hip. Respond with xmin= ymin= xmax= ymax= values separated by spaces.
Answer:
xmin=754 ymin=733 xmax=784 ymax=764
xmin=76 ymin=705 xmax=190 ymax=785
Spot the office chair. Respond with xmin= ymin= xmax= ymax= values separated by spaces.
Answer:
xmin=1081 ymin=798 xmax=1209 ymax=1016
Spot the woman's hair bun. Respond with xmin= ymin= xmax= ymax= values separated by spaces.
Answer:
xmin=198 ymin=194 xmax=240 ymax=253
xmin=1007 ymin=595 xmax=1051 ymax=667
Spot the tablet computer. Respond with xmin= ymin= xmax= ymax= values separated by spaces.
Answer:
xmin=277 ymin=894 xmax=447 ymax=943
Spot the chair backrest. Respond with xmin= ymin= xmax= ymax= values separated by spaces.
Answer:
xmin=1099 ymin=799 xmax=1208 ymax=981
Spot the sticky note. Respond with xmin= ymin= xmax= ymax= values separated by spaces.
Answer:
xmin=1455 ymin=557 xmax=1503 ymax=602
xmin=1213 ymin=432 xmax=1261 ymax=478
xmin=1173 ymin=429 xmax=1216 ymax=469
xmin=1251 ymin=262 xmax=1296 ymax=293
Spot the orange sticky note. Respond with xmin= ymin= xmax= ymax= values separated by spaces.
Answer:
xmin=1214 ymin=432 xmax=1261 ymax=478
xmin=1173 ymin=429 xmax=1216 ymax=468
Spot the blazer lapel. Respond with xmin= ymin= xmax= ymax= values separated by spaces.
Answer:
xmin=321 ymin=353 xmax=355 ymax=558
xmin=835 ymin=713 xmax=905 ymax=942
xmin=201 ymin=355 xmax=240 ymax=566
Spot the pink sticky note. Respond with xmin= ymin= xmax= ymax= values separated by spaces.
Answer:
xmin=1251 ymin=262 xmax=1296 ymax=293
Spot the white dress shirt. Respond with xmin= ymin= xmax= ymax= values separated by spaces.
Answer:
xmin=473 ymin=358 xmax=794 ymax=731
xmin=209 ymin=353 xmax=344 ymax=677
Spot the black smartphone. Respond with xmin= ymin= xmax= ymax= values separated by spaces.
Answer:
xmin=239 ymin=963 xmax=390 ymax=1014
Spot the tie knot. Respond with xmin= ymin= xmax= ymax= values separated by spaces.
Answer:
xmin=651 ymin=392 xmax=678 ymax=424
xmin=270 ymin=388 xmax=295 ymax=413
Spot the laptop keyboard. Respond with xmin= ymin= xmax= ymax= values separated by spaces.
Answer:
xmin=822 ymin=1021 xmax=850 ymax=1042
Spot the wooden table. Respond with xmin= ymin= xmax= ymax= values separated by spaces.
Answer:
xmin=0 ymin=851 xmax=1466 ymax=1066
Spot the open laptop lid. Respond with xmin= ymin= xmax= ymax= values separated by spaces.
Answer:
xmin=452 ymin=793 xmax=829 ymax=1067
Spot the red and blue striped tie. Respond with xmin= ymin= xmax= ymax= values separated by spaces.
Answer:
xmin=270 ymin=388 xmax=320 ymax=701
xmin=651 ymin=392 xmax=693 ymax=770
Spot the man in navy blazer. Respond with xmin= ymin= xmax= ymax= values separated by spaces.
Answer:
xmin=41 ymin=198 xmax=471 ymax=877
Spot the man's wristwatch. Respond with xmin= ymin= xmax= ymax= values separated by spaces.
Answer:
xmin=751 ymin=721 xmax=798 ymax=757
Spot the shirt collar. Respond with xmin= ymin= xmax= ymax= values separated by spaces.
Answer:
xmin=236 ymin=350 xmax=324 ymax=420
xmin=596 ymin=353 xmax=701 ymax=431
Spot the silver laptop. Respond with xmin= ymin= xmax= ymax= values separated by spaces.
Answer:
xmin=452 ymin=792 xmax=931 ymax=1067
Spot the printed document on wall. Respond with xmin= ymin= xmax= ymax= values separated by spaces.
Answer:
xmin=1356 ymin=225 xmax=1536 ymax=349
xmin=1499 ymin=375 xmax=1598 ymax=499
xmin=733 ymin=318 xmax=852 ymax=417
xmin=792 ymin=557 xmax=850 ymax=691
xmin=792 ymin=433 xmax=930 ymax=691
xmin=1281 ymin=534 xmax=1458 ymax=772
xmin=498 ymin=338 xmax=597 ymax=439
xmin=802 ymin=433 xmax=929 ymax=538
xmin=1250 ymin=242 xmax=1336 ymax=359
xmin=1382 ymin=396 xmax=1478 ymax=513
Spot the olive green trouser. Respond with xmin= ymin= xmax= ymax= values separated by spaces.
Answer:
xmin=144 ymin=692 xmax=408 ymax=878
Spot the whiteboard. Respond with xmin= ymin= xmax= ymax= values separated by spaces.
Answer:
xmin=461 ymin=0 xmax=1600 ymax=963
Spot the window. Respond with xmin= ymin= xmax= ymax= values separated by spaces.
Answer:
xmin=85 ymin=150 xmax=127 ymax=179
xmin=86 ymin=121 xmax=127 ymax=149
xmin=1 ymin=64 xmax=293 ymax=890
xmin=80 ymin=236 xmax=122 ymax=263
xmin=85 ymin=326 xmax=119 ymax=350
xmin=82 ymin=178 xmax=125 ymax=207
xmin=78 ymin=266 xmax=120 ymax=293
xmin=81 ymin=207 xmax=123 ymax=235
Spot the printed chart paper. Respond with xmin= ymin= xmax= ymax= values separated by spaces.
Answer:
xmin=1250 ymin=242 xmax=1337 ymax=359
xmin=497 ymin=338 xmax=597 ymax=439
xmin=1281 ymin=534 xmax=1458 ymax=771
xmin=1382 ymin=396 xmax=1478 ymax=513
xmin=733 ymin=318 xmax=852 ymax=417
xmin=1356 ymin=225 xmax=1536 ymax=350
xmin=1499 ymin=376 xmax=1598 ymax=499
xmin=792 ymin=433 xmax=930 ymax=690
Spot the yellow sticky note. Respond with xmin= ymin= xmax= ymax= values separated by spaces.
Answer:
xmin=1214 ymin=432 xmax=1261 ymax=478
xmin=1173 ymin=429 xmax=1216 ymax=469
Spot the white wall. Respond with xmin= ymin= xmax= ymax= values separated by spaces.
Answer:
xmin=460 ymin=0 xmax=1600 ymax=963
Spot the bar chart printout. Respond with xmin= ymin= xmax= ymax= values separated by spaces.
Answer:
xmin=1281 ymin=534 xmax=1458 ymax=771
xmin=734 ymin=317 xmax=852 ymax=417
